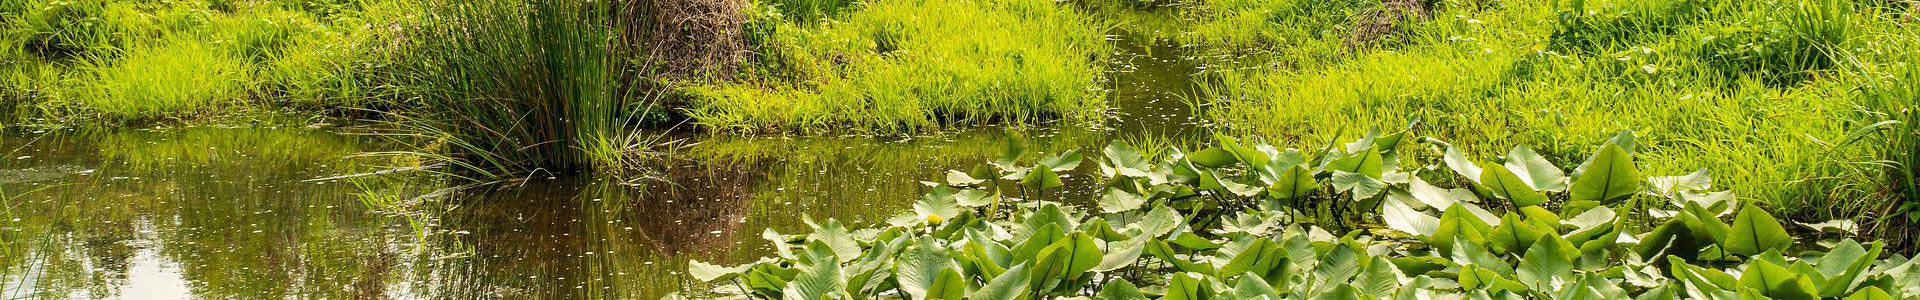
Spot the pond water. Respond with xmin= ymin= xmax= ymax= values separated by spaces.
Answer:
xmin=0 ymin=37 xmax=1204 ymax=299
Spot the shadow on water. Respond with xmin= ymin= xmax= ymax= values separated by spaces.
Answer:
xmin=0 ymin=31 xmax=1208 ymax=299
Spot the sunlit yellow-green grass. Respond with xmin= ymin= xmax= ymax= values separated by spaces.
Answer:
xmin=0 ymin=0 xmax=384 ymax=125
xmin=680 ymin=0 xmax=1115 ymax=134
xmin=1203 ymin=0 xmax=1918 ymax=231
xmin=81 ymin=39 xmax=254 ymax=120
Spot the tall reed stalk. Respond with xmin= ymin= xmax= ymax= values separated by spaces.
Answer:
xmin=381 ymin=0 xmax=642 ymax=177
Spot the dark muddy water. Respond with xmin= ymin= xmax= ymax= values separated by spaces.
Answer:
xmin=0 ymin=37 xmax=1204 ymax=299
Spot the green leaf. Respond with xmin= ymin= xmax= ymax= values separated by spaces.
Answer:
xmin=969 ymin=263 xmax=1032 ymax=300
xmin=1234 ymin=271 xmax=1284 ymax=300
xmin=1097 ymin=279 xmax=1146 ymax=300
xmin=925 ymin=267 xmax=966 ymax=300
xmin=1331 ymin=171 xmax=1386 ymax=200
xmin=1315 ymin=243 xmax=1363 ymax=285
xmin=1381 ymin=194 xmax=1439 ymax=236
xmin=1569 ymin=143 xmax=1638 ymax=203
xmin=1517 ymin=232 xmax=1575 ymax=291
xmin=1739 ymin=259 xmax=1819 ymax=300
xmin=807 ymin=218 xmax=863 ymax=263
xmin=783 ymin=251 xmax=847 ymax=300
xmin=1504 ymin=146 xmax=1567 ymax=191
xmin=1105 ymin=143 xmax=1153 ymax=178
xmin=1021 ymin=166 xmax=1065 ymax=191
xmin=1097 ymin=188 xmax=1147 ymax=214
xmin=1164 ymin=272 xmax=1212 ymax=300
xmin=1406 ymin=175 xmax=1468 ymax=210
xmin=1039 ymin=149 xmax=1084 ymax=172
xmin=1032 ymin=233 xmax=1101 ymax=288
xmin=1328 ymin=148 xmax=1385 ymax=178
xmin=1265 ymin=165 xmax=1318 ymax=201
xmin=1220 ymin=238 xmax=1284 ymax=277
xmin=1445 ymin=145 xmax=1483 ymax=180
xmin=1723 ymin=204 xmax=1794 ymax=256
xmin=946 ymin=170 xmax=985 ymax=186
xmin=1460 ymin=265 xmax=1529 ymax=294
xmin=954 ymin=189 xmax=993 ymax=207
xmin=1355 ymin=255 xmax=1405 ymax=296
xmin=1190 ymin=147 xmax=1240 ymax=168
xmin=1135 ymin=204 xmax=1181 ymax=239
xmin=895 ymin=242 xmax=954 ymax=300
xmin=1479 ymin=164 xmax=1550 ymax=207
xmin=1486 ymin=213 xmax=1542 ymax=254
xmin=916 ymin=186 xmax=962 ymax=221
xmin=1843 ymin=287 xmax=1894 ymax=300
xmin=1093 ymin=235 xmax=1151 ymax=272
xmin=1814 ymin=240 xmax=1882 ymax=297
xmin=1012 ymin=223 xmax=1065 ymax=265
xmin=689 ymin=259 xmax=750 ymax=282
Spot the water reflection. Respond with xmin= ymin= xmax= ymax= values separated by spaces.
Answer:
xmin=0 ymin=126 xmax=1118 ymax=299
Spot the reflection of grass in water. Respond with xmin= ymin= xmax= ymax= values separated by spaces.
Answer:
xmin=97 ymin=127 xmax=362 ymax=173
xmin=0 ymin=128 xmax=413 ymax=299
xmin=684 ymin=129 xmax=1104 ymax=234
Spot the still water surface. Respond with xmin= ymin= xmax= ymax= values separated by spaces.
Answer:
xmin=0 ymin=37 xmax=1202 ymax=299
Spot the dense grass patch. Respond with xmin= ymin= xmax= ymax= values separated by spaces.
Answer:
xmin=81 ymin=39 xmax=253 ymax=120
xmin=679 ymin=0 xmax=1115 ymax=134
xmin=377 ymin=0 xmax=649 ymax=176
xmin=0 ymin=0 xmax=386 ymax=125
xmin=1197 ymin=0 xmax=1919 ymax=243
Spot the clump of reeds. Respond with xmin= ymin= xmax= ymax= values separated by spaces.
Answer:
xmin=378 ymin=0 xmax=648 ymax=177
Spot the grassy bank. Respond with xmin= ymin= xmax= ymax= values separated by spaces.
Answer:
xmin=1196 ymin=0 xmax=1919 ymax=244
xmin=0 ymin=0 xmax=392 ymax=125
xmin=677 ymin=0 xmax=1116 ymax=134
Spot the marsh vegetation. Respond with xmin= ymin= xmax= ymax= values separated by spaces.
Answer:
xmin=0 ymin=0 xmax=1916 ymax=299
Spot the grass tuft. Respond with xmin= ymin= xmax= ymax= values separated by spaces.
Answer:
xmin=378 ymin=0 xmax=647 ymax=177
xmin=82 ymin=39 xmax=253 ymax=121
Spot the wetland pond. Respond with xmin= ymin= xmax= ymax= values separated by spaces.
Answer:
xmin=0 ymin=37 xmax=1202 ymax=300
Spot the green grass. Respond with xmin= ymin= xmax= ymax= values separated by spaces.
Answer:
xmin=81 ymin=39 xmax=253 ymax=120
xmin=1177 ymin=0 xmax=1367 ymax=64
xmin=1197 ymin=0 xmax=1919 ymax=241
xmin=680 ymin=0 xmax=1115 ymax=134
xmin=0 ymin=0 xmax=384 ymax=126
xmin=377 ymin=0 xmax=648 ymax=176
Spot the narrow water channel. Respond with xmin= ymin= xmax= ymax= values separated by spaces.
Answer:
xmin=0 ymin=35 xmax=1206 ymax=299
